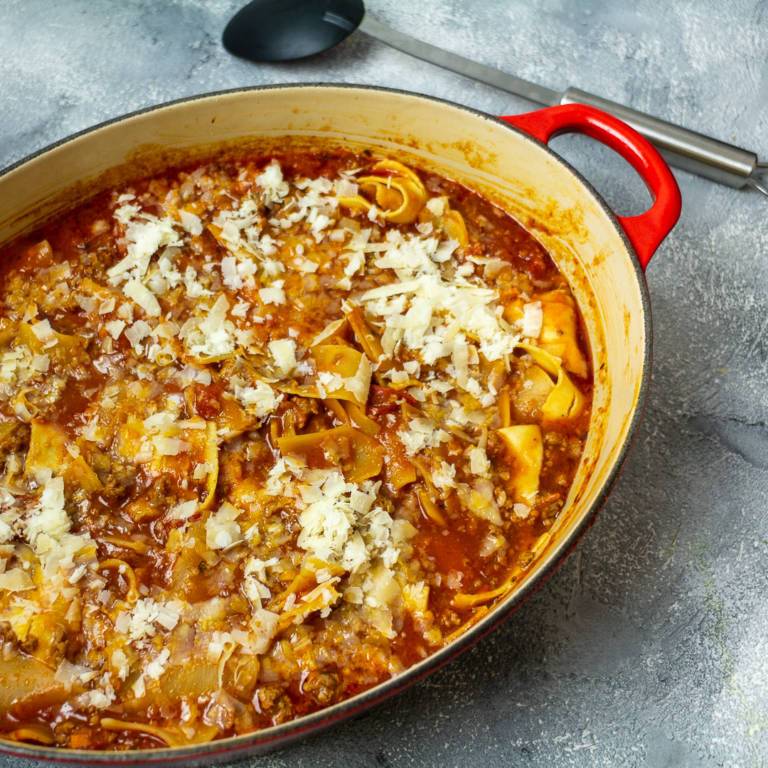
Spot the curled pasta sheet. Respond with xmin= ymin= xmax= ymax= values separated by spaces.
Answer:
xmin=276 ymin=579 xmax=343 ymax=633
xmin=4 ymin=725 xmax=55 ymax=745
xmin=512 ymin=365 xmax=554 ymax=420
xmin=416 ymin=485 xmax=447 ymax=526
xmin=311 ymin=344 xmax=373 ymax=406
xmin=378 ymin=425 xmax=417 ymax=490
xmin=198 ymin=421 xmax=220 ymax=512
xmin=100 ymin=536 xmax=149 ymax=555
xmin=114 ymin=415 xmax=218 ymax=522
xmin=542 ymin=368 xmax=585 ymax=422
xmin=343 ymin=401 xmax=380 ymax=436
xmin=99 ymin=718 xmax=195 ymax=748
xmin=311 ymin=317 xmax=349 ymax=347
xmin=324 ymin=397 xmax=349 ymax=424
xmin=497 ymin=424 xmax=543 ymax=503
xmin=275 ymin=345 xmax=373 ymax=407
xmin=343 ymin=303 xmax=384 ymax=364
xmin=17 ymin=322 xmax=85 ymax=359
xmin=517 ymin=342 xmax=560 ymax=377
xmin=277 ymin=424 xmax=384 ymax=482
xmin=340 ymin=159 xmax=428 ymax=224
xmin=268 ymin=557 xmax=345 ymax=613
xmin=214 ymin=394 xmax=256 ymax=441
xmin=25 ymin=420 xmax=102 ymax=491
xmin=442 ymin=606 xmax=491 ymax=646
xmin=440 ymin=208 xmax=469 ymax=248
xmin=453 ymin=578 xmax=516 ymax=609
xmin=538 ymin=290 xmax=589 ymax=379
xmin=516 ymin=342 xmax=585 ymax=422
xmin=417 ymin=196 xmax=469 ymax=248
xmin=0 ymin=654 xmax=67 ymax=712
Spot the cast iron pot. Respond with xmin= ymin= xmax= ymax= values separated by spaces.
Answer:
xmin=0 ymin=84 xmax=681 ymax=765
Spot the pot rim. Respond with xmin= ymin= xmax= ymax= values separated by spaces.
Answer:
xmin=0 ymin=82 xmax=652 ymax=764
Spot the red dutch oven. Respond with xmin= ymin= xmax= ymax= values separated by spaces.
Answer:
xmin=0 ymin=84 xmax=681 ymax=765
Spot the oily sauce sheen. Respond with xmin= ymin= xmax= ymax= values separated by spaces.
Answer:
xmin=0 ymin=149 xmax=591 ymax=749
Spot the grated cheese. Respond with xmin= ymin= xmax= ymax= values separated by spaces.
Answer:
xmin=295 ymin=471 xmax=399 ymax=580
xmin=123 ymin=279 xmax=161 ymax=317
xmin=398 ymin=417 xmax=450 ymax=457
xmin=206 ymin=502 xmax=243 ymax=550
xmin=29 ymin=319 xmax=56 ymax=346
xmin=521 ymin=301 xmax=543 ymax=338
xmin=467 ymin=445 xmax=491 ymax=476
xmin=184 ymin=294 xmax=235 ymax=359
xmin=268 ymin=338 xmax=297 ymax=377
xmin=104 ymin=319 xmax=126 ymax=340
xmin=108 ymin=205 xmax=182 ymax=283
xmin=179 ymin=209 xmax=203 ymax=236
xmin=116 ymin=597 xmax=181 ymax=643
xmin=256 ymin=162 xmax=290 ymax=205
xmin=258 ymin=279 xmax=286 ymax=305
xmin=233 ymin=380 xmax=282 ymax=419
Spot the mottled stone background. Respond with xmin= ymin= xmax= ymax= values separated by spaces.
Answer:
xmin=2 ymin=1 xmax=767 ymax=766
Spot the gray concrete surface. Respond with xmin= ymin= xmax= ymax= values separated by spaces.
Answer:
xmin=1 ymin=1 xmax=767 ymax=766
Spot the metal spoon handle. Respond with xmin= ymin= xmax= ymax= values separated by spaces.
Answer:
xmin=561 ymin=88 xmax=758 ymax=190
xmin=358 ymin=14 xmax=764 ymax=192
xmin=358 ymin=14 xmax=560 ymax=107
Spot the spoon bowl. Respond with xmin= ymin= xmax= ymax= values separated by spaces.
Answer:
xmin=222 ymin=0 xmax=364 ymax=63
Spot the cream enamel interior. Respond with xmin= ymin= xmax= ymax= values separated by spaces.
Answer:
xmin=0 ymin=84 xmax=646 ymax=725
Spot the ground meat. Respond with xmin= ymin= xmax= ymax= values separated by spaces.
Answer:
xmin=301 ymin=670 xmax=340 ymax=707
xmin=0 ymin=422 xmax=29 ymax=464
xmin=95 ymin=455 xmax=137 ymax=503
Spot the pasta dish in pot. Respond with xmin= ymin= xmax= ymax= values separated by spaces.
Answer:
xmin=0 ymin=148 xmax=591 ymax=749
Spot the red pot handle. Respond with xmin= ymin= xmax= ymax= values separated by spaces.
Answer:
xmin=499 ymin=104 xmax=681 ymax=270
